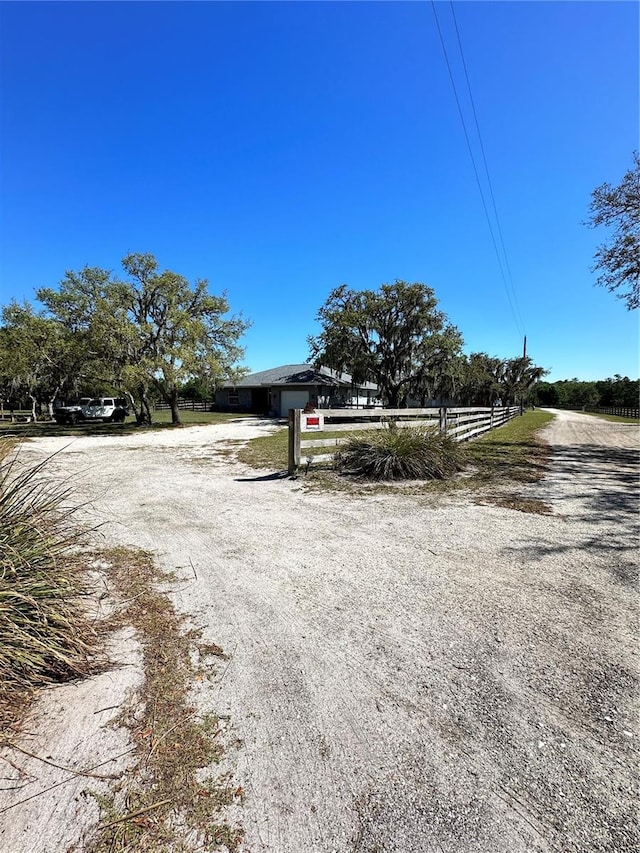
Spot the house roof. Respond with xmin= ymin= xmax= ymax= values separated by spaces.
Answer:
xmin=223 ymin=364 xmax=377 ymax=390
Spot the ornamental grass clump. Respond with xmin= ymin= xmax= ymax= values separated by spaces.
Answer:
xmin=0 ymin=440 xmax=95 ymax=721
xmin=335 ymin=423 xmax=466 ymax=481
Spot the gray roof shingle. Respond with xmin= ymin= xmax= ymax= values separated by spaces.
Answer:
xmin=223 ymin=364 xmax=377 ymax=390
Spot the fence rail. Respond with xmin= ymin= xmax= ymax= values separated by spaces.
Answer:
xmin=585 ymin=406 xmax=639 ymax=419
xmin=153 ymin=399 xmax=214 ymax=411
xmin=288 ymin=406 xmax=520 ymax=474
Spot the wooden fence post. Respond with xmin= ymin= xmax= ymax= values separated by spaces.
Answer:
xmin=439 ymin=406 xmax=447 ymax=436
xmin=288 ymin=409 xmax=301 ymax=474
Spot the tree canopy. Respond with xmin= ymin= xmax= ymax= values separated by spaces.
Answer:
xmin=0 ymin=302 xmax=86 ymax=419
xmin=457 ymin=352 xmax=547 ymax=407
xmin=534 ymin=375 xmax=638 ymax=409
xmin=308 ymin=281 xmax=463 ymax=407
xmin=586 ymin=151 xmax=639 ymax=310
xmin=16 ymin=253 xmax=249 ymax=425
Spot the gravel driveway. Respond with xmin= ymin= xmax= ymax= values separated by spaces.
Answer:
xmin=2 ymin=409 xmax=638 ymax=853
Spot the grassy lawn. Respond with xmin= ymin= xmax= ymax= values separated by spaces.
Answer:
xmin=577 ymin=411 xmax=639 ymax=424
xmin=236 ymin=423 xmax=290 ymax=470
xmin=465 ymin=409 xmax=554 ymax=485
xmin=0 ymin=410 xmax=256 ymax=438
xmin=238 ymin=410 xmax=555 ymax=492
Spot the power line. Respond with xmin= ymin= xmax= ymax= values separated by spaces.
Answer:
xmin=448 ymin=0 xmax=526 ymax=335
xmin=430 ymin=0 xmax=525 ymax=340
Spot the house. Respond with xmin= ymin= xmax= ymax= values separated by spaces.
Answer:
xmin=216 ymin=364 xmax=379 ymax=417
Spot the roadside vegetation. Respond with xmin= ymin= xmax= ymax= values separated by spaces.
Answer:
xmin=334 ymin=425 xmax=465 ymax=481
xmin=0 ymin=440 xmax=240 ymax=849
xmin=0 ymin=439 xmax=97 ymax=731
xmin=238 ymin=409 xmax=554 ymax=499
xmin=533 ymin=374 xmax=638 ymax=410
xmin=466 ymin=409 xmax=553 ymax=485
xmin=463 ymin=409 xmax=554 ymax=513
xmin=578 ymin=411 xmax=640 ymax=424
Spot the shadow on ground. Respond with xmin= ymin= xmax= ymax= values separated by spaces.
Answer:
xmin=545 ymin=442 xmax=639 ymax=521
xmin=234 ymin=471 xmax=291 ymax=483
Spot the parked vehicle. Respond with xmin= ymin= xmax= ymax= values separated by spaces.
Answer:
xmin=53 ymin=397 xmax=92 ymax=425
xmin=84 ymin=397 xmax=129 ymax=423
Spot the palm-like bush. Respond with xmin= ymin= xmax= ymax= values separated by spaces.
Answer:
xmin=335 ymin=424 xmax=465 ymax=481
xmin=0 ymin=440 xmax=95 ymax=718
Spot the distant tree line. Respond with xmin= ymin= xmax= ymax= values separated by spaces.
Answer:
xmin=533 ymin=376 xmax=639 ymax=410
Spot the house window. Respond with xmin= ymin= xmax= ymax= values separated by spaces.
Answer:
xmin=228 ymin=389 xmax=239 ymax=406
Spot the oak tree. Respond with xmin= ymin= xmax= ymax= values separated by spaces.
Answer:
xmin=587 ymin=151 xmax=639 ymax=310
xmin=309 ymin=281 xmax=463 ymax=407
xmin=39 ymin=253 xmax=249 ymax=425
xmin=0 ymin=302 xmax=84 ymax=418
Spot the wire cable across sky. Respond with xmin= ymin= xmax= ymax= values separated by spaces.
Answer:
xmin=430 ymin=0 xmax=526 ymax=341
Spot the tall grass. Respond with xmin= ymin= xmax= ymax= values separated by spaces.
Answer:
xmin=0 ymin=440 xmax=95 ymax=725
xmin=335 ymin=424 xmax=466 ymax=481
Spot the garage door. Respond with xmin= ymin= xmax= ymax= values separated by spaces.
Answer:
xmin=280 ymin=390 xmax=310 ymax=417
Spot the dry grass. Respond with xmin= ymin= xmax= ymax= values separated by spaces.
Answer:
xmin=236 ymin=425 xmax=289 ymax=471
xmin=578 ymin=411 xmax=639 ymax=424
xmin=464 ymin=410 xmax=554 ymax=486
xmin=474 ymin=494 xmax=553 ymax=515
xmin=85 ymin=548 xmax=243 ymax=853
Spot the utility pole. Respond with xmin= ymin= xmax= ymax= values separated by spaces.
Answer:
xmin=521 ymin=335 xmax=527 ymax=415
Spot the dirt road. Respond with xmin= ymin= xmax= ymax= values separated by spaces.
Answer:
xmin=2 ymin=409 xmax=638 ymax=852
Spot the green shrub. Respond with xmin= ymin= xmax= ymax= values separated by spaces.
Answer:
xmin=0 ymin=440 xmax=95 ymax=720
xmin=335 ymin=424 xmax=466 ymax=481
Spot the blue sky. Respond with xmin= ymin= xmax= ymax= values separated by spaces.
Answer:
xmin=1 ymin=1 xmax=638 ymax=382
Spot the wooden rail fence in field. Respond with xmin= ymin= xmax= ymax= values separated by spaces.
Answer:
xmin=153 ymin=399 xmax=214 ymax=411
xmin=585 ymin=405 xmax=639 ymax=419
xmin=288 ymin=406 xmax=520 ymax=474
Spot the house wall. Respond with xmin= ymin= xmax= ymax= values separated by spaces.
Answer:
xmin=215 ymin=383 xmax=379 ymax=415
xmin=214 ymin=388 xmax=253 ymax=411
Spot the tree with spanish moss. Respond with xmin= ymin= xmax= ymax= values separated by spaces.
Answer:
xmin=586 ymin=151 xmax=639 ymax=310
xmin=0 ymin=302 xmax=86 ymax=419
xmin=38 ymin=253 xmax=249 ymax=425
xmin=308 ymin=281 xmax=463 ymax=408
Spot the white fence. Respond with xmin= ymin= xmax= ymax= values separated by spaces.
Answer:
xmin=288 ymin=406 xmax=520 ymax=473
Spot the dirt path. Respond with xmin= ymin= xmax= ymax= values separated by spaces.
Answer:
xmin=1 ymin=410 xmax=638 ymax=852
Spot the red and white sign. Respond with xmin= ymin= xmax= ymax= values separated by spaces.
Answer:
xmin=304 ymin=415 xmax=323 ymax=431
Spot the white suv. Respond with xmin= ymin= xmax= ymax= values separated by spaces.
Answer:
xmin=84 ymin=397 xmax=129 ymax=423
